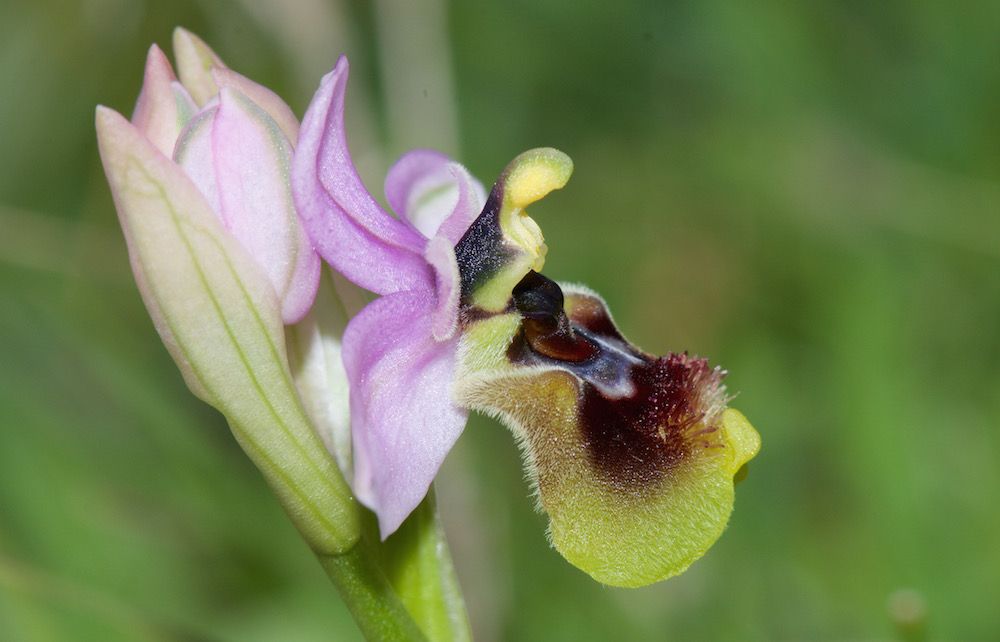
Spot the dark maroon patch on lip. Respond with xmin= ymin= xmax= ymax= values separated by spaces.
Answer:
xmin=579 ymin=353 xmax=725 ymax=488
xmin=506 ymin=271 xmax=727 ymax=489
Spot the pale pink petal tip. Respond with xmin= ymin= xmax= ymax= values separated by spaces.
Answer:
xmin=436 ymin=162 xmax=487 ymax=245
xmin=132 ymin=44 xmax=196 ymax=156
xmin=212 ymin=67 xmax=300 ymax=142
xmin=384 ymin=148 xmax=450 ymax=230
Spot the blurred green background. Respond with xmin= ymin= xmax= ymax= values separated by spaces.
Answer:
xmin=2 ymin=0 xmax=998 ymax=640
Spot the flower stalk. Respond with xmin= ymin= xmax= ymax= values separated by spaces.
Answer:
xmin=379 ymin=490 xmax=471 ymax=642
xmin=318 ymin=546 xmax=429 ymax=642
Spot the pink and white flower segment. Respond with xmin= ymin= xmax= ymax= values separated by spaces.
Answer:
xmin=97 ymin=29 xmax=759 ymax=588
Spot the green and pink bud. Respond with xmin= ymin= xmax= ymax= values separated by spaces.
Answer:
xmin=96 ymin=30 xmax=357 ymax=555
xmin=130 ymin=28 xmax=318 ymax=324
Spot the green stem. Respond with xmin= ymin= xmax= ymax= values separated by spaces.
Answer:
xmin=382 ymin=490 xmax=471 ymax=642
xmin=318 ymin=544 xmax=428 ymax=642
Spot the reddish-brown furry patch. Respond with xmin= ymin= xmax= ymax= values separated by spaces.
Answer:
xmin=580 ymin=352 xmax=726 ymax=488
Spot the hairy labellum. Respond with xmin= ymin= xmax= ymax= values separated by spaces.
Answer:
xmin=454 ymin=168 xmax=759 ymax=587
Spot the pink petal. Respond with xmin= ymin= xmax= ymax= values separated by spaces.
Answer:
xmin=131 ymin=45 xmax=196 ymax=156
xmin=342 ymin=289 xmax=468 ymax=537
xmin=212 ymin=88 xmax=320 ymax=323
xmin=383 ymin=148 xmax=448 ymax=230
xmin=385 ymin=149 xmax=486 ymax=244
xmin=293 ymin=57 xmax=432 ymax=296
xmin=212 ymin=67 xmax=299 ymax=143
xmin=173 ymin=103 xmax=222 ymax=214
xmin=174 ymin=92 xmax=320 ymax=323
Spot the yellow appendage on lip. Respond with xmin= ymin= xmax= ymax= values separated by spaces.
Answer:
xmin=720 ymin=408 xmax=761 ymax=476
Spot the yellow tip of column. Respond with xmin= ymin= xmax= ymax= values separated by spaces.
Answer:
xmin=504 ymin=147 xmax=573 ymax=209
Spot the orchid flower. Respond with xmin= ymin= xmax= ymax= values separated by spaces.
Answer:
xmin=294 ymin=58 xmax=761 ymax=586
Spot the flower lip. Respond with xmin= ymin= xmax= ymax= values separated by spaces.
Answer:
xmin=507 ymin=276 xmax=728 ymax=489
xmin=455 ymin=279 xmax=757 ymax=586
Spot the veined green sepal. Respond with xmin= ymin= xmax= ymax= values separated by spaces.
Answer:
xmin=96 ymin=106 xmax=360 ymax=555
